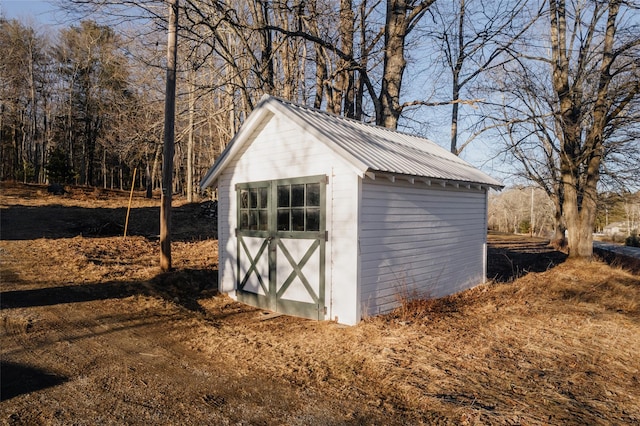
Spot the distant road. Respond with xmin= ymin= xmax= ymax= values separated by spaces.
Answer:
xmin=593 ymin=241 xmax=640 ymax=259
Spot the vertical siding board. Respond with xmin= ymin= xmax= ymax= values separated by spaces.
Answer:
xmin=217 ymin=170 xmax=236 ymax=294
xmin=326 ymin=170 xmax=360 ymax=324
xmin=359 ymin=179 xmax=487 ymax=316
xmin=483 ymin=190 xmax=489 ymax=283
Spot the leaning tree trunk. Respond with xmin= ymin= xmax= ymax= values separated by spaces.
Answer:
xmin=378 ymin=0 xmax=435 ymax=128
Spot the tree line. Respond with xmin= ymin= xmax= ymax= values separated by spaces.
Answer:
xmin=0 ymin=17 xmax=219 ymax=195
xmin=1 ymin=0 xmax=638 ymax=258
xmin=489 ymin=187 xmax=640 ymax=239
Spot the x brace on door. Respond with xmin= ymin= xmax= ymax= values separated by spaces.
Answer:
xmin=238 ymin=235 xmax=269 ymax=296
xmin=276 ymin=239 xmax=321 ymax=304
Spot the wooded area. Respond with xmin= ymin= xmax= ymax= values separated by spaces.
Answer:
xmin=1 ymin=0 xmax=638 ymax=258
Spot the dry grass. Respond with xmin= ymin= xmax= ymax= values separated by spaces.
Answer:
xmin=188 ymin=259 xmax=640 ymax=424
xmin=2 ymin=182 xmax=639 ymax=424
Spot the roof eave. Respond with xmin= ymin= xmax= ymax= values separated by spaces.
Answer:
xmin=363 ymin=169 xmax=504 ymax=191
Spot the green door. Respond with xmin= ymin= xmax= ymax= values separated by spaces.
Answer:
xmin=236 ymin=176 xmax=326 ymax=320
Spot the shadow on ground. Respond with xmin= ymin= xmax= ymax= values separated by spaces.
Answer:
xmin=594 ymin=248 xmax=640 ymax=275
xmin=1 ymin=362 xmax=68 ymax=401
xmin=0 ymin=268 xmax=219 ymax=316
xmin=487 ymin=233 xmax=568 ymax=282
xmin=0 ymin=203 xmax=217 ymax=241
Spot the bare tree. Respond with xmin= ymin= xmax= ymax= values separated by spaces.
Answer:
xmin=53 ymin=20 xmax=135 ymax=186
xmin=490 ymin=0 xmax=640 ymax=257
xmin=426 ymin=0 xmax=538 ymax=154
xmin=373 ymin=0 xmax=434 ymax=128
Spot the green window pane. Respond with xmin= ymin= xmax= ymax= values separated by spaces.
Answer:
xmin=240 ymin=211 xmax=249 ymax=229
xmin=249 ymin=211 xmax=259 ymax=230
xmin=306 ymin=183 xmax=320 ymax=206
xmin=258 ymin=210 xmax=268 ymax=231
xmin=240 ymin=190 xmax=249 ymax=209
xmin=278 ymin=185 xmax=290 ymax=208
xmin=277 ymin=210 xmax=290 ymax=231
xmin=292 ymin=208 xmax=305 ymax=231
xmin=291 ymin=184 xmax=305 ymax=207
xmin=249 ymin=188 xmax=258 ymax=209
xmin=259 ymin=187 xmax=268 ymax=208
xmin=306 ymin=208 xmax=320 ymax=231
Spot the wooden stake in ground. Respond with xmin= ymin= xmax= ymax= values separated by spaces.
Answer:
xmin=124 ymin=167 xmax=137 ymax=238
xmin=160 ymin=0 xmax=178 ymax=271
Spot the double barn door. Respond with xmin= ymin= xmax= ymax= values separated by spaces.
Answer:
xmin=236 ymin=176 xmax=326 ymax=320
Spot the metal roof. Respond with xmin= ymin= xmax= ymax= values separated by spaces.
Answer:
xmin=201 ymin=95 xmax=503 ymax=189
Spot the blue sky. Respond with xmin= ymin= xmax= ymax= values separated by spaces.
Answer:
xmin=1 ymin=0 xmax=60 ymax=24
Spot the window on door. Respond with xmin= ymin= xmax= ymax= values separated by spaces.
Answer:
xmin=239 ymin=186 xmax=268 ymax=231
xmin=277 ymin=183 xmax=320 ymax=232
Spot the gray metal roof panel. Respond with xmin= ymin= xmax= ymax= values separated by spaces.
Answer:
xmin=201 ymin=95 xmax=503 ymax=189
xmin=280 ymin=99 xmax=502 ymax=187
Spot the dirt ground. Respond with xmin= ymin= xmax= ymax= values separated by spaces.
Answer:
xmin=1 ymin=182 xmax=639 ymax=425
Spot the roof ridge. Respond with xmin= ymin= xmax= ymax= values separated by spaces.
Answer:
xmin=263 ymin=95 xmax=469 ymax=166
xmin=264 ymin=94 xmax=439 ymax=145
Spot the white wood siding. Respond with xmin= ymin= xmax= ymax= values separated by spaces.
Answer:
xmin=359 ymin=179 xmax=487 ymax=317
xmin=217 ymin=169 xmax=235 ymax=294
xmin=216 ymin=114 xmax=361 ymax=324
xmin=328 ymin=169 xmax=360 ymax=325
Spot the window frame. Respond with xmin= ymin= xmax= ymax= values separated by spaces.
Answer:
xmin=236 ymin=175 xmax=326 ymax=239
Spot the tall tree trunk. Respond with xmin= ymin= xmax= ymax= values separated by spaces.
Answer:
xmin=0 ymin=104 xmax=4 ymax=180
xmin=449 ymin=0 xmax=465 ymax=154
xmin=354 ymin=0 xmax=369 ymax=120
xmin=551 ymin=185 xmax=566 ymax=246
xmin=333 ymin=0 xmax=355 ymax=117
xmin=379 ymin=0 xmax=408 ymax=128
xmin=378 ymin=0 xmax=435 ymax=128
xmin=151 ymin=144 xmax=162 ymax=191
xmin=187 ymin=72 xmax=195 ymax=203
xmin=160 ymin=0 xmax=178 ymax=272
xmin=308 ymin=0 xmax=329 ymax=109
xmin=146 ymin=162 xmax=153 ymax=198
xmin=102 ymin=148 xmax=107 ymax=188
xmin=250 ymin=0 xmax=274 ymax=94
xmin=28 ymin=42 xmax=38 ymax=183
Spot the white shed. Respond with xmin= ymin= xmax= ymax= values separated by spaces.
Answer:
xmin=200 ymin=95 xmax=503 ymax=325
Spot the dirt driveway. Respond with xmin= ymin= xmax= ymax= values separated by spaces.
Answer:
xmin=1 ymin=183 xmax=639 ymax=425
xmin=1 ymin=184 xmax=386 ymax=425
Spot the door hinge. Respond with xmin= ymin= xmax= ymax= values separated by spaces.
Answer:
xmin=324 ymin=230 xmax=329 ymax=241
xmin=235 ymin=228 xmax=238 ymax=237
